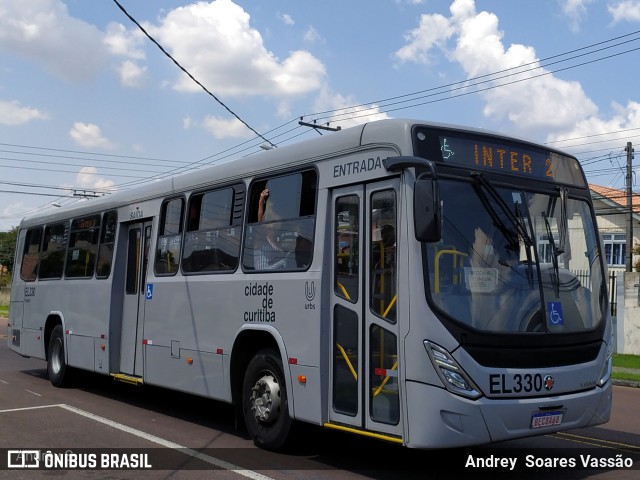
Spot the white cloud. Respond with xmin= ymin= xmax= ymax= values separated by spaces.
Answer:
xmin=0 ymin=0 xmax=106 ymax=81
xmin=117 ymin=60 xmax=147 ymax=88
xmin=278 ymin=13 xmax=295 ymax=26
xmin=311 ymin=87 xmax=390 ymax=129
xmin=560 ymin=0 xmax=594 ymax=32
xmin=75 ymin=166 xmax=115 ymax=191
xmin=395 ymin=12 xmax=452 ymax=64
xmin=104 ymin=22 xmax=146 ymax=59
xmin=394 ymin=0 xmax=598 ymax=135
xmin=0 ymin=100 xmax=48 ymax=125
xmin=144 ymin=0 xmax=326 ymax=97
xmin=547 ymin=100 xmax=640 ymax=145
xmin=69 ymin=122 xmax=116 ymax=150
xmin=608 ymin=0 xmax=640 ymax=22
xmin=304 ymin=26 xmax=324 ymax=44
xmin=201 ymin=115 xmax=253 ymax=139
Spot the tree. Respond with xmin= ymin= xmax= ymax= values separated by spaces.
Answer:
xmin=0 ymin=226 xmax=19 ymax=275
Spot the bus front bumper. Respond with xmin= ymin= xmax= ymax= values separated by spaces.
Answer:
xmin=404 ymin=380 xmax=612 ymax=449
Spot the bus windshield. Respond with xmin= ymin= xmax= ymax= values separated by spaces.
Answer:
xmin=426 ymin=178 xmax=606 ymax=334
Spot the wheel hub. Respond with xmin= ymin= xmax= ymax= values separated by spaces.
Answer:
xmin=250 ymin=374 xmax=281 ymax=424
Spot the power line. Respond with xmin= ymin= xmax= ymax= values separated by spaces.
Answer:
xmin=302 ymin=31 xmax=640 ymax=125
xmin=3 ymin=24 xmax=640 ymax=212
xmin=112 ymin=0 xmax=277 ymax=149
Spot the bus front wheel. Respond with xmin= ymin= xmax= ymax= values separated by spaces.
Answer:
xmin=242 ymin=349 xmax=292 ymax=450
xmin=47 ymin=325 xmax=72 ymax=387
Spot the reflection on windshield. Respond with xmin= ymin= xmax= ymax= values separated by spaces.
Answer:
xmin=426 ymin=179 xmax=605 ymax=334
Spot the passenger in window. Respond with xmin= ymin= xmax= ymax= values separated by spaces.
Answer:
xmin=254 ymin=188 xmax=291 ymax=270
xmin=257 ymin=188 xmax=269 ymax=222
xmin=373 ymin=224 xmax=396 ymax=267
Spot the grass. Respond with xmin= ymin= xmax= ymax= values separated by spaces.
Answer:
xmin=0 ymin=288 xmax=8 ymax=317
xmin=612 ymin=353 xmax=640 ymax=383
xmin=613 ymin=353 xmax=640 ymax=369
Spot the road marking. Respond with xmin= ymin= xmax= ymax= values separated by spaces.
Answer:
xmin=0 ymin=379 xmax=9 ymax=384
xmin=552 ymin=431 xmax=640 ymax=454
xmin=0 ymin=403 xmax=274 ymax=480
xmin=0 ymin=404 xmax=59 ymax=413
xmin=25 ymin=390 xmax=42 ymax=397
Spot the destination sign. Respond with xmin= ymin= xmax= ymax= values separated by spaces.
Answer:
xmin=412 ymin=127 xmax=586 ymax=187
xmin=439 ymin=136 xmax=558 ymax=180
xmin=71 ymin=214 xmax=100 ymax=231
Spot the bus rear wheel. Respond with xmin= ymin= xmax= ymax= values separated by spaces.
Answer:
xmin=242 ymin=349 xmax=293 ymax=450
xmin=47 ymin=325 xmax=73 ymax=387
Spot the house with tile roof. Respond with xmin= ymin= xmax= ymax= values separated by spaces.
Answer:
xmin=590 ymin=184 xmax=640 ymax=354
xmin=589 ymin=184 xmax=640 ymax=272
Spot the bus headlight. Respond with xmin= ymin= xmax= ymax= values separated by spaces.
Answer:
xmin=597 ymin=336 xmax=613 ymax=388
xmin=424 ymin=341 xmax=482 ymax=399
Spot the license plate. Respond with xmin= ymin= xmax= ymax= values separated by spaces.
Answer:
xmin=531 ymin=411 xmax=563 ymax=429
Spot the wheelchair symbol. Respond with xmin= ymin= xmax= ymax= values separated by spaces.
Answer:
xmin=146 ymin=284 xmax=154 ymax=300
xmin=548 ymin=302 xmax=563 ymax=325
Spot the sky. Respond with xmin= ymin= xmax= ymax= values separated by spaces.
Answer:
xmin=1 ymin=0 xmax=640 ymax=231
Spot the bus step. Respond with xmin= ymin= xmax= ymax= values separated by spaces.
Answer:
xmin=111 ymin=373 xmax=144 ymax=385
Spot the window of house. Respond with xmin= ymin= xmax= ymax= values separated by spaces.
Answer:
xmin=602 ymin=234 xmax=626 ymax=266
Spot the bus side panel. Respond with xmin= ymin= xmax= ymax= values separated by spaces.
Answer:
xmin=22 ymin=327 xmax=46 ymax=359
xmin=144 ymin=344 xmax=224 ymax=399
xmin=288 ymin=364 xmax=322 ymax=424
xmin=67 ymin=334 xmax=95 ymax=370
xmin=7 ymin=301 xmax=23 ymax=355
xmin=52 ymin=281 xmax=111 ymax=372
xmin=8 ymin=230 xmax=26 ymax=355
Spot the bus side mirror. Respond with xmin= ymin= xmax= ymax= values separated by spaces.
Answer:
xmin=414 ymin=177 xmax=442 ymax=242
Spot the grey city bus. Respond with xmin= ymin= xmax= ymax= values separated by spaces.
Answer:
xmin=8 ymin=119 xmax=612 ymax=450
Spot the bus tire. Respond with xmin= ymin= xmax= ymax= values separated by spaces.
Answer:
xmin=242 ymin=349 xmax=293 ymax=450
xmin=47 ymin=325 xmax=72 ymax=387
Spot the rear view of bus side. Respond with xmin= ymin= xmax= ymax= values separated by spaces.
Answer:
xmin=7 ymin=119 xmax=612 ymax=450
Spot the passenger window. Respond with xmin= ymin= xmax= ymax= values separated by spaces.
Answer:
xmin=20 ymin=228 xmax=42 ymax=282
xmin=335 ymin=195 xmax=359 ymax=303
xmin=66 ymin=215 xmax=100 ymax=278
xmin=370 ymin=190 xmax=397 ymax=322
xmin=155 ymin=198 xmax=184 ymax=275
xmin=182 ymin=184 xmax=244 ymax=273
xmin=242 ymin=170 xmax=316 ymax=272
xmin=96 ymin=211 xmax=117 ymax=279
xmin=39 ymin=223 xmax=68 ymax=279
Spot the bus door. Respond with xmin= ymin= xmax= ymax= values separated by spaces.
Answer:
xmin=329 ymin=179 xmax=402 ymax=439
xmin=119 ymin=220 xmax=152 ymax=377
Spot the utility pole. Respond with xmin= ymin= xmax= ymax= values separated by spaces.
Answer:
xmin=626 ymin=142 xmax=634 ymax=272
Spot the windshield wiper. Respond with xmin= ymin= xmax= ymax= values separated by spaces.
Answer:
xmin=471 ymin=173 xmax=534 ymax=249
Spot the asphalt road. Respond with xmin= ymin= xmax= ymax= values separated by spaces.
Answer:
xmin=1 ymin=319 xmax=639 ymax=479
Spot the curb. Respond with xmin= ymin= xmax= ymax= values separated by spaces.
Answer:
xmin=612 ymin=378 xmax=640 ymax=388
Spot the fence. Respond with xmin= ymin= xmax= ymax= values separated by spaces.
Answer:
xmin=571 ymin=270 xmax=617 ymax=318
